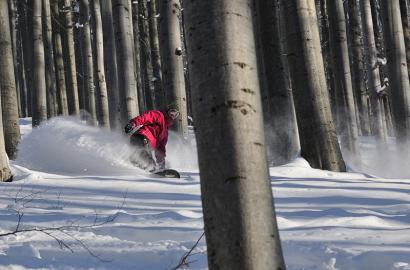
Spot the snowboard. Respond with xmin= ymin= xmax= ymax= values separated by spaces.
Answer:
xmin=150 ymin=169 xmax=180 ymax=178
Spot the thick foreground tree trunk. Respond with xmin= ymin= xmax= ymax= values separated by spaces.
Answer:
xmin=184 ymin=1 xmax=286 ymax=269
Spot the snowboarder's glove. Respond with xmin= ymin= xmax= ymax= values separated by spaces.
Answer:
xmin=124 ymin=123 xmax=143 ymax=135
xmin=124 ymin=123 xmax=134 ymax=134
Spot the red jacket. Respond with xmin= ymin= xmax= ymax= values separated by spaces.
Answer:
xmin=129 ymin=110 xmax=174 ymax=162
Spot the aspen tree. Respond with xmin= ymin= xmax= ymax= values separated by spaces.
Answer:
xmin=32 ymin=0 xmax=48 ymax=126
xmin=380 ymin=0 xmax=410 ymax=143
xmin=158 ymin=0 xmax=188 ymax=138
xmin=361 ymin=0 xmax=388 ymax=142
xmin=0 ymin=0 xmax=21 ymax=159
xmin=113 ymin=0 xmax=139 ymax=124
xmin=282 ymin=0 xmax=346 ymax=171
xmin=92 ymin=0 xmax=110 ymax=128
xmin=62 ymin=0 xmax=80 ymax=115
xmin=51 ymin=0 xmax=69 ymax=116
xmin=184 ymin=0 xmax=286 ymax=269
xmin=327 ymin=0 xmax=360 ymax=154
xmin=43 ymin=0 xmax=58 ymax=117
xmin=101 ymin=0 xmax=120 ymax=129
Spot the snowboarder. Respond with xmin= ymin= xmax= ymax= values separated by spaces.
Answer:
xmin=124 ymin=104 xmax=180 ymax=172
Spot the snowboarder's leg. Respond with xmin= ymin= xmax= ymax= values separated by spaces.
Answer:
xmin=129 ymin=134 xmax=156 ymax=171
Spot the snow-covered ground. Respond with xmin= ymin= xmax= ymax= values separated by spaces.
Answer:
xmin=0 ymin=117 xmax=409 ymax=270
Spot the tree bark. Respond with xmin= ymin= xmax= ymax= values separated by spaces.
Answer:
xmin=327 ymin=0 xmax=360 ymax=154
xmin=158 ymin=0 xmax=188 ymax=138
xmin=381 ymin=0 xmax=410 ymax=143
xmin=184 ymin=0 xmax=286 ymax=268
xmin=139 ymin=0 xmax=155 ymax=110
xmin=131 ymin=2 xmax=146 ymax=113
xmin=400 ymin=0 xmax=410 ymax=83
xmin=282 ymin=0 xmax=346 ymax=171
xmin=21 ymin=0 xmax=33 ymax=117
xmin=113 ymin=0 xmax=139 ymax=124
xmin=360 ymin=0 xmax=387 ymax=142
xmin=0 ymin=0 xmax=21 ymax=159
xmin=92 ymin=0 xmax=110 ymax=128
xmin=32 ymin=0 xmax=48 ymax=126
xmin=349 ymin=0 xmax=372 ymax=136
xmin=80 ymin=0 xmax=97 ymax=125
xmin=51 ymin=0 xmax=69 ymax=116
xmin=16 ymin=11 xmax=28 ymax=118
xmin=101 ymin=0 xmax=120 ymax=129
xmin=148 ymin=0 xmax=164 ymax=108
xmin=8 ymin=0 xmax=21 ymax=118
xmin=255 ymin=0 xmax=298 ymax=165
xmin=43 ymin=0 xmax=58 ymax=118
xmin=0 ymin=94 xmax=13 ymax=182
xmin=62 ymin=0 xmax=80 ymax=115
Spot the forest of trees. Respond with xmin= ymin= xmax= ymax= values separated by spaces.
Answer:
xmin=0 ymin=0 xmax=410 ymax=268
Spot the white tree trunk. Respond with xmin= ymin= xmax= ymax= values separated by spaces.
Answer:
xmin=381 ymin=0 xmax=410 ymax=144
xmin=80 ymin=0 xmax=97 ymax=126
xmin=158 ymin=0 xmax=188 ymax=138
xmin=349 ymin=0 xmax=371 ymax=136
xmin=0 ymin=0 xmax=21 ymax=160
xmin=184 ymin=0 xmax=286 ymax=269
xmin=255 ymin=0 xmax=299 ymax=165
xmin=113 ymin=0 xmax=139 ymax=124
xmin=62 ymin=0 xmax=80 ymax=115
xmin=32 ymin=0 xmax=48 ymax=126
xmin=51 ymin=0 xmax=69 ymax=116
xmin=282 ymin=0 xmax=346 ymax=171
xmin=43 ymin=0 xmax=58 ymax=118
xmin=92 ymin=0 xmax=110 ymax=129
xmin=148 ymin=0 xmax=164 ymax=108
xmin=327 ymin=0 xmax=360 ymax=154
xmin=101 ymin=0 xmax=120 ymax=129
xmin=360 ymin=0 xmax=387 ymax=142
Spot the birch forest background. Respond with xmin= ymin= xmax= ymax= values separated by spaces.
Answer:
xmin=0 ymin=0 xmax=410 ymax=269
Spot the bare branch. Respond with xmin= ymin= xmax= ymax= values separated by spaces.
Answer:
xmin=0 ymin=191 xmax=129 ymax=262
xmin=170 ymin=232 xmax=205 ymax=270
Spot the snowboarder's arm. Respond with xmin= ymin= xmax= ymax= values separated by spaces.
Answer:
xmin=124 ymin=123 xmax=143 ymax=135
xmin=126 ymin=111 xmax=161 ymax=133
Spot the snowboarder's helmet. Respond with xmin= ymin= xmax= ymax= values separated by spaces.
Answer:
xmin=168 ymin=108 xmax=180 ymax=120
xmin=166 ymin=103 xmax=180 ymax=120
